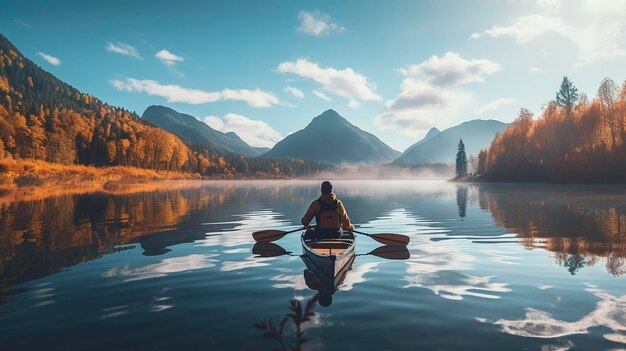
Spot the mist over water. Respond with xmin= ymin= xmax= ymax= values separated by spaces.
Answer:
xmin=1 ymin=180 xmax=625 ymax=350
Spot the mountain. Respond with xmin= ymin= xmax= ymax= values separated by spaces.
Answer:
xmin=265 ymin=109 xmax=400 ymax=165
xmin=402 ymin=127 xmax=440 ymax=155
xmin=141 ymin=105 xmax=261 ymax=156
xmin=0 ymin=34 xmax=332 ymax=178
xmin=253 ymin=146 xmax=271 ymax=154
xmin=394 ymin=120 xmax=508 ymax=165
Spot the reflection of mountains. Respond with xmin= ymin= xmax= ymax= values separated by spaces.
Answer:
xmin=476 ymin=184 xmax=626 ymax=276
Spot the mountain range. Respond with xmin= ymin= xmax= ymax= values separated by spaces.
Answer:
xmin=140 ymin=105 xmax=506 ymax=166
xmin=393 ymin=119 xmax=508 ymax=165
xmin=0 ymin=33 xmax=508 ymax=172
xmin=264 ymin=109 xmax=401 ymax=165
xmin=141 ymin=105 xmax=262 ymax=156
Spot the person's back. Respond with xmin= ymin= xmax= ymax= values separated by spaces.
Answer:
xmin=301 ymin=181 xmax=354 ymax=238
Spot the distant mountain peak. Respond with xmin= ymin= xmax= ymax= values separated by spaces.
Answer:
xmin=394 ymin=119 xmax=507 ymax=165
xmin=308 ymin=109 xmax=348 ymax=127
xmin=425 ymin=127 xmax=440 ymax=137
xmin=265 ymin=109 xmax=399 ymax=165
xmin=141 ymin=105 xmax=261 ymax=156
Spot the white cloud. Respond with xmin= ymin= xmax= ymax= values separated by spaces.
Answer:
xmin=397 ymin=52 xmax=502 ymax=86
xmin=276 ymin=58 xmax=381 ymax=102
xmin=204 ymin=113 xmax=282 ymax=147
xmin=375 ymin=52 xmax=500 ymax=137
xmin=220 ymin=89 xmax=279 ymax=108
xmin=530 ymin=67 xmax=543 ymax=73
xmin=110 ymin=78 xmax=279 ymax=108
xmin=284 ymin=86 xmax=304 ymax=98
xmin=155 ymin=49 xmax=184 ymax=66
xmin=348 ymin=100 xmax=360 ymax=109
xmin=313 ymin=90 xmax=332 ymax=102
xmin=297 ymin=10 xmax=345 ymax=36
xmin=474 ymin=98 xmax=517 ymax=115
xmin=534 ymin=0 xmax=561 ymax=13
xmin=37 ymin=52 xmax=60 ymax=66
xmin=475 ymin=15 xmax=574 ymax=44
xmin=106 ymin=42 xmax=142 ymax=60
xmin=472 ymin=4 xmax=626 ymax=66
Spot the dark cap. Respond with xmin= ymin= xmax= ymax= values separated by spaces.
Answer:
xmin=321 ymin=181 xmax=333 ymax=194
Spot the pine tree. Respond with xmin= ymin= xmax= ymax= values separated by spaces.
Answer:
xmin=556 ymin=76 xmax=579 ymax=117
xmin=455 ymin=139 xmax=467 ymax=179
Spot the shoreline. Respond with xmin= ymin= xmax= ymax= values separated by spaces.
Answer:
xmin=454 ymin=176 xmax=626 ymax=186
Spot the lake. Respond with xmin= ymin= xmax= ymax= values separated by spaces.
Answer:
xmin=1 ymin=180 xmax=625 ymax=350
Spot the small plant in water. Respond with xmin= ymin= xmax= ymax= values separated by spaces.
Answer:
xmin=254 ymin=294 xmax=319 ymax=351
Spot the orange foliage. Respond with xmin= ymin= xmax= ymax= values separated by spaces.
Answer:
xmin=480 ymin=77 xmax=626 ymax=182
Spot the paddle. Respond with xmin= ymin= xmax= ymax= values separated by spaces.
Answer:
xmin=365 ymin=245 xmax=410 ymax=260
xmin=252 ymin=226 xmax=309 ymax=242
xmin=252 ymin=242 xmax=293 ymax=257
xmin=353 ymin=230 xmax=410 ymax=247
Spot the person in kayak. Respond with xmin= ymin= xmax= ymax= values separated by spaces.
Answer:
xmin=301 ymin=181 xmax=354 ymax=238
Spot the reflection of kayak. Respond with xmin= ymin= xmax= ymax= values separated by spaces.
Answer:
xmin=301 ymin=229 xmax=356 ymax=295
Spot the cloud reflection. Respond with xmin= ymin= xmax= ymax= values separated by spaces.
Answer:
xmin=197 ymin=210 xmax=291 ymax=248
xmin=221 ymin=255 xmax=277 ymax=272
xmin=479 ymin=284 xmax=626 ymax=344
xmin=368 ymin=208 xmax=513 ymax=300
xmin=338 ymin=262 xmax=381 ymax=291
xmin=103 ymin=254 xmax=218 ymax=282
xmin=405 ymin=270 xmax=511 ymax=300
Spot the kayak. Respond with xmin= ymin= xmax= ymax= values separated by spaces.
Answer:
xmin=300 ymin=229 xmax=356 ymax=294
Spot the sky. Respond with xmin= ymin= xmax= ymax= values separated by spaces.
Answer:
xmin=1 ymin=0 xmax=625 ymax=150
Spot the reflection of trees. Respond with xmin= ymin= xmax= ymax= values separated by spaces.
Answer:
xmin=0 ymin=183 xmax=287 ymax=288
xmin=456 ymin=185 xmax=467 ymax=218
xmin=0 ymin=181 xmax=408 ymax=294
xmin=477 ymin=184 xmax=626 ymax=276
xmin=563 ymin=254 xmax=586 ymax=275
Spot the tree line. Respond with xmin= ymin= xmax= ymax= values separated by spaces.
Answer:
xmin=0 ymin=35 xmax=333 ymax=178
xmin=473 ymin=76 xmax=626 ymax=182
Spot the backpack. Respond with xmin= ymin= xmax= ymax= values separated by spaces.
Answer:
xmin=315 ymin=199 xmax=342 ymax=230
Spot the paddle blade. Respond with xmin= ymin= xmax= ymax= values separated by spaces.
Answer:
xmin=252 ymin=242 xmax=290 ymax=257
xmin=369 ymin=233 xmax=410 ymax=247
xmin=252 ymin=229 xmax=287 ymax=242
xmin=369 ymin=245 xmax=410 ymax=260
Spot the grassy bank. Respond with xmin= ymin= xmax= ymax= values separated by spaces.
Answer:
xmin=0 ymin=158 xmax=205 ymax=203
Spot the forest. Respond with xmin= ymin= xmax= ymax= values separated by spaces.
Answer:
xmin=475 ymin=76 xmax=626 ymax=182
xmin=0 ymin=34 xmax=333 ymax=180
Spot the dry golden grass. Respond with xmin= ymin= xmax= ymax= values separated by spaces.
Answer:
xmin=0 ymin=158 xmax=205 ymax=203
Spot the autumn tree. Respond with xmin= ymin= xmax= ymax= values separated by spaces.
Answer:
xmin=482 ymin=76 xmax=626 ymax=182
xmin=477 ymin=149 xmax=487 ymax=175
xmin=597 ymin=77 xmax=620 ymax=148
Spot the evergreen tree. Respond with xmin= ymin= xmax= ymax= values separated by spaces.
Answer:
xmin=455 ymin=139 xmax=467 ymax=178
xmin=556 ymin=76 xmax=579 ymax=117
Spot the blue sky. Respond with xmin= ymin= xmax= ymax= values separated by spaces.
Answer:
xmin=1 ymin=0 xmax=624 ymax=150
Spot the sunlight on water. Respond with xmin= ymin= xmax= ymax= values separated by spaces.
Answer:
xmin=1 ymin=180 xmax=625 ymax=350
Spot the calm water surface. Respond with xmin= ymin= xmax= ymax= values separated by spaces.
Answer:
xmin=1 ymin=180 xmax=625 ymax=350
